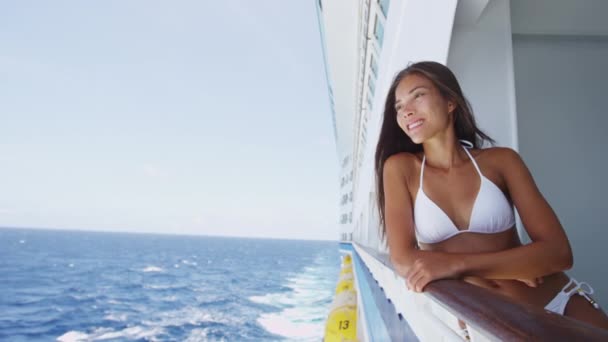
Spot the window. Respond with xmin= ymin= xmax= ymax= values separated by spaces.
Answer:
xmin=370 ymin=54 xmax=378 ymax=77
xmin=378 ymin=0 xmax=390 ymax=17
xmin=368 ymin=74 xmax=376 ymax=94
xmin=374 ymin=15 xmax=385 ymax=47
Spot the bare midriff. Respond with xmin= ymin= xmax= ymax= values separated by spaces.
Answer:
xmin=419 ymin=226 xmax=569 ymax=308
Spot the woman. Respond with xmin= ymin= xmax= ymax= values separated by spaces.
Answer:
xmin=374 ymin=61 xmax=608 ymax=329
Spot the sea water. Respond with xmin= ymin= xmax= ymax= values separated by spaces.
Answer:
xmin=0 ymin=228 xmax=340 ymax=341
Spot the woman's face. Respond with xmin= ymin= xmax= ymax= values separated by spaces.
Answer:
xmin=394 ymin=73 xmax=454 ymax=144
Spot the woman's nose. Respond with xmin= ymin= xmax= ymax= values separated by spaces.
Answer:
xmin=404 ymin=106 xmax=414 ymax=117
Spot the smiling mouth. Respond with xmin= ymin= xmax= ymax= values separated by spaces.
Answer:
xmin=407 ymin=120 xmax=423 ymax=131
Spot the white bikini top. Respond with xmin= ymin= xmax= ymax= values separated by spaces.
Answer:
xmin=414 ymin=142 xmax=515 ymax=244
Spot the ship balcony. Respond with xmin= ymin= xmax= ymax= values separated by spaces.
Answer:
xmin=345 ymin=243 xmax=608 ymax=341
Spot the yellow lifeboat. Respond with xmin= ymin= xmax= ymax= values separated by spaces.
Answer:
xmin=324 ymin=254 xmax=358 ymax=341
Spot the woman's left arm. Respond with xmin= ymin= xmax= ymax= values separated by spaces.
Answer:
xmin=406 ymin=148 xmax=573 ymax=292
xmin=459 ymin=147 xmax=573 ymax=278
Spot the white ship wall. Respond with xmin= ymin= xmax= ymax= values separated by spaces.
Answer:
xmin=317 ymin=0 xmax=360 ymax=238
xmin=317 ymin=0 xmax=358 ymax=156
xmin=353 ymin=0 xmax=459 ymax=251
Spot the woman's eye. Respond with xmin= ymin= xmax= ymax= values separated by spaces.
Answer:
xmin=415 ymin=93 xmax=424 ymax=99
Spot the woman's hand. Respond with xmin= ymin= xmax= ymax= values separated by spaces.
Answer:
xmin=405 ymin=253 xmax=464 ymax=292
xmin=517 ymin=277 xmax=544 ymax=287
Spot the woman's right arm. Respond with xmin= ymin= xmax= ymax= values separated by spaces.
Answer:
xmin=383 ymin=154 xmax=426 ymax=275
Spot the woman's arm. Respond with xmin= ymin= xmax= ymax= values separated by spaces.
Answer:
xmin=383 ymin=154 xmax=462 ymax=280
xmin=402 ymin=148 xmax=573 ymax=292
xmin=457 ymin=148 xmax=573 ymax=277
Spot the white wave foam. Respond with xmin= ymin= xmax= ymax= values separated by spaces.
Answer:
xmin=184 ymin=329 xmax=207 ymax=342
xmin=57 ymin=326 xmax=163 ymax=341
xmin=184 ymin=328 xmax=223 ymax=342
xmin=103 ymin=313 xmax=128 ymax=322
xmin=161 ymin=295 xmax=178 ymax=302
xmin=133 ymin=306 xmax=232 ymax=330
xmin=58 ymin=307 xmax=227 ymax=342
xmin=255 ymin=255 xmax=337 ymax=341
xmin=249 ymin=293 xmax=298 ymax=307
xmin=144 ymin=284 xmax=173 ymax=290
xmin=257 ymin=312 xmax=321 ymax=341
xmin=96 ymin=326 xmax=163 ymax=340
xmin=181 ymin=259 xmax=198 ymax=266
xmin=142 ymin=266 xmax=164 ymax=273
xmin=56 ymin=330 xmax=89 ymax=342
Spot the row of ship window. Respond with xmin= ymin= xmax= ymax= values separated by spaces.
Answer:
xmin=360 ymin=0 xmax=389 ymax=160
xmin=318 ymin=0 xmax=388 ymax=15
xmin=340 ymin=212 xmax=353 ymax=224
xmin=340 ymin=170 xmax=354 ymax=187
xmin=340 ymin=191 xmax=353 ymax=205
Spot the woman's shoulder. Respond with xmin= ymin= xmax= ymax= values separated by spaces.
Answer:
xmin=476 ymin=146 xmax=522 ymax=162
xmin=383 ymin=152 xmax=422 ymax=189
xmin=475 ymin=146 xmax=526 ymax=173
xmin=383 ymin=152 xmax=423 ymax=180
xmin=384 ymin=151 xmax=422 ymax=169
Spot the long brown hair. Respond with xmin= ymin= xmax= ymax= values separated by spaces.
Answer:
xmin=374 ymin=61 xmax=494 ymax=239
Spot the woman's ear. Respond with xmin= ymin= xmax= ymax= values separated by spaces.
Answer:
xmin=447 ymin=100 xmax=456 ymax=114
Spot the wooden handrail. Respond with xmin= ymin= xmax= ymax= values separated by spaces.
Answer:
xmin=358 ymin=245 xmax=608 ymax=341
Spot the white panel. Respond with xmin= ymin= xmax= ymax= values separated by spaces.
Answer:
xmin=513 ymin=34 xmax=608 ymax=307
xmin=453 ymin=0 xmax=490 ymax=27
xmin=447 ymin=0 xmax=518 ymax=148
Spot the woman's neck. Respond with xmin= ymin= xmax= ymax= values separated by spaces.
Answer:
xmin=422 ymin=131 xmax=467 ymax=170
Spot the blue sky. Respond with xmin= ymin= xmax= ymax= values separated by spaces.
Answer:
xmin=0 ymin=1 xmax=339 ymax=240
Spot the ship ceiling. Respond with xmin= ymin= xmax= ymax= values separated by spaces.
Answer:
xmin=510 ymin=0 xmax=608 ymax=36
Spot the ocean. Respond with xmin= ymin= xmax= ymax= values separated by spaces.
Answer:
xmin=0 ymin=228 xmax=341 ymax=341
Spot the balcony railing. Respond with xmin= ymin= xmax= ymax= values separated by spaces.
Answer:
xmin=354 ymin=244 xmax=608 ymax=341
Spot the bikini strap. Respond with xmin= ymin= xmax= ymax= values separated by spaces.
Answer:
xmin=420 ymin=155 xmax=426 ymax=191
xmin=459 ymin=139 xmax=474 ymax=148
xmin=461 ymin=143 xmax=482 ymax=177
xmin=563 ymin=278 xmax=600 ymax=309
